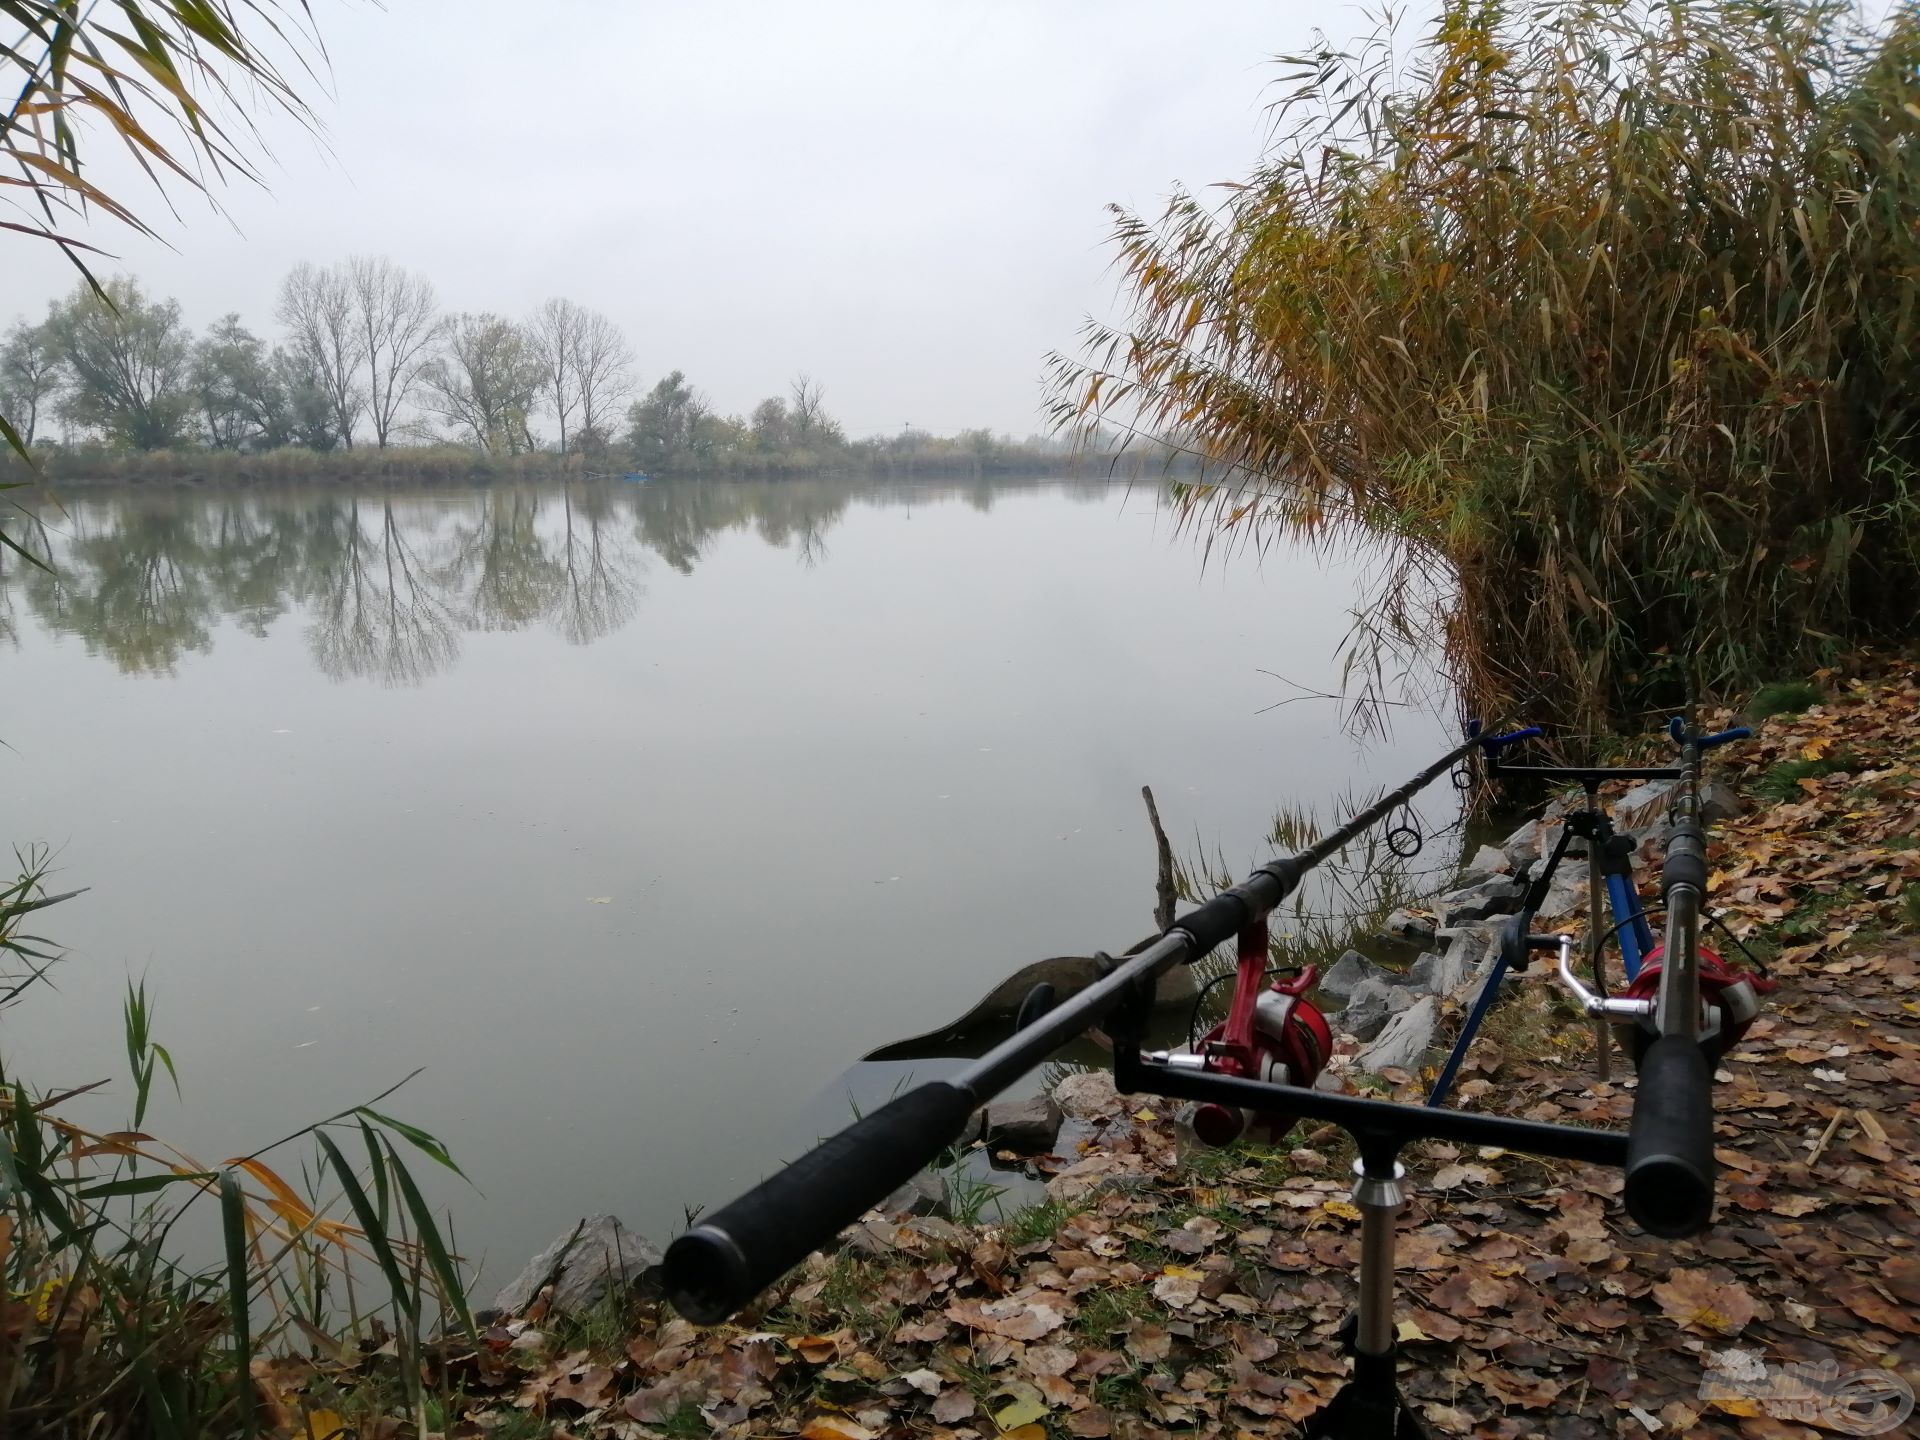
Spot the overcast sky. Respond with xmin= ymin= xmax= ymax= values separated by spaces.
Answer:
xmin=7 ymin=1 xmax=1425 ymax=438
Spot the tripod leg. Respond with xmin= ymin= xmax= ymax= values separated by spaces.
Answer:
xmin=1297 ymin=1151 xmax=1431 ymax=1438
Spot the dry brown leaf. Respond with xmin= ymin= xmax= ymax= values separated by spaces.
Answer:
xmin=1126 ymin=1323 xmax=1172 ymax=1362
xmin=1653 ymin=1269 xmax=1758 ymax=1336
xmin=930 ymin=1387 xmax=976 ymax=1424
xmin=946 ymin=1296 xmax=1068 ymax=1341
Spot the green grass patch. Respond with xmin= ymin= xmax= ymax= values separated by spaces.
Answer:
xmin=1000 ymin=1197 xmax=1080 ymax=1247
xmin=1075 ymin=1285 xmax=1154 ymax=1339
xmin=1756 ymin=750 xmax=1860 ymax=802
xmin=658 ymin=1401 xmax=711 ymax=1439
xmin=1747 ymin=681 xmax=1826 ymax=720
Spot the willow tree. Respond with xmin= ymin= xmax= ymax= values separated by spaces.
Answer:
xmin=1052 ymin=0 xmax=1920 ymax=727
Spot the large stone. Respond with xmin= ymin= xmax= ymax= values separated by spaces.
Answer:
xmin=1319 ymin=950 xmax=1401 ymax=1001
xmin=1406 ymin=947 xmax=1471 ymax=998
xmin=1052 ymin=1069 xmax=1123 ymax=1120
xmin=983 ymin=1095 xmax=1063 ymax=1154
xmin=1354 ymin=996 xmax=1439 ymax=1074
xmin=1613 ymin=779 xmax=1676 ymax=832
xmin=1378 ymin=908 xmax=1437 ymax=947
xmin=1437 ymin=923 xmax=1500 ymax=973
xmin=1501 ymin=819 xmax=1544 ymax=873
xmin=1534 ymin=869 xmax=1589 ymax=922
xmin=490 ymin=1215 xmax=661 ymax=1319
xmin=1458 ymin=844 xmax=1511 ymax=885
xmin=882 ymin=1170 xmax=948 ymax=1218
xmin=1700 ymin=782 xmax=1742 ymax=823
xmin=1337 ymin=976 xmax=1412 ymax=1042
xmin=1436 ymin=875 xmax=1525 ymax=928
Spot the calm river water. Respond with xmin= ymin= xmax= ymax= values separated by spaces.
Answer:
xmin=1 ymin=476 xmax=1452 ymax=1288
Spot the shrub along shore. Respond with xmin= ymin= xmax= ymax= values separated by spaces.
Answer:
xmin=0 ymin=441 xmax=1151 ymax=489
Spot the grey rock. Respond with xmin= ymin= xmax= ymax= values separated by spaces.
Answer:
xmin=1438 ymin=923 xmax=1500 ymax=973
xmin=1501 ymin=819 xmax=1544 ymax=872
xmin=1338 ymin=977 xmax=1402 ymax=1042
xmin=1534 ymin=869 xmax=1589 ymax=922
xmin=1379 ymin=908 xmax=1437 ymax=947
xmin=1458 ymin=844 xmax=1511 ymax=885
xmin=1614 ymin=779 xmax=1676 ymax=832
xmin=1319 ymin=950 xmax=1400 ymax=1001
xmin=882 ymin=1170 xmax=948 ymax=1218
xmin=1407 ymin=947 xmax=1470 ymax=997
xmin=1700 ymin=782 xmax=1742 ymax=823
xmin=1542 ymin=791 xmax=1586 ymax=823
xmin=1354 ymin=996 xmax=1439 ymax=1074
xmin=983 ymin=1095 xmax=1064 ymax=1154
xmin=491 ymin=1215 xmax=662 ymax=1319
xmin=1051 ymin=1069 xmax=1122 ymax=1120
xmin=1436 ymin=875 xmax=1525 ymax=927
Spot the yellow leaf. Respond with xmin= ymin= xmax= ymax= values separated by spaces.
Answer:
xmin=1162 ymin=1265 xmax=1204 ymax=1279
xmin=1321 ymin=1200 xmax=1362 ymax=1222
xmin=1396 ymin=1319 xmax=1429 ymax=1342
xmin=302 ymin=1411 xmax=348 ymax=1440
xmin=1133 ymin=1109 xmax=1157 ymax=1122
xmin=995 ymin=1395 xmax=1048 ymax=1430
xmin=801 ymin=1419 xmax=875 ymax=1440
xmin=1801 ymin=737 xmax=1833 ymax=760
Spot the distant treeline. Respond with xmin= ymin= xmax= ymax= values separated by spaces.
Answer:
xmin=0 ymin=264 xmax=1166 ymax=480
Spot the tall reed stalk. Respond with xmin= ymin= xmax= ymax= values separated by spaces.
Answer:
xmin=1 ymin=848 xmax=473 ymax=1439
xmin=1052 ymin=0 xmax=1920 ymax=729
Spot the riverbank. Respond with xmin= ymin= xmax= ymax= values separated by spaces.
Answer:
xmin=242 ymin=654 xmax=1920 ymax=1438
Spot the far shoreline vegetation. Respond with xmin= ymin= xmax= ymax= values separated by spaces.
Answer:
xmin=0 ymin=434 xmax=1150 ymax=489
xmin=0 ymin=267 xmax=1169 ymax=488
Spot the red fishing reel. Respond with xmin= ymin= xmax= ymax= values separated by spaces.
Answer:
xmin=1617 ymin=944 xmax=1778 ymax=1063
xmin=1191 ymin=921 xmax=1333 ymax=1147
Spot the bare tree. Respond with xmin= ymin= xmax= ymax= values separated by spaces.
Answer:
xmin=276 ymin=262 xmax=365 ymax=448
xmin=348 ymin=256 xmax=439 ymax=449
xmin=419 ymin=313 xmax=542 ymax=453
xmin=529 ymin=300 xmax=633 ymax=455
xmin=530 ymin=298 xmax=585 ymax=455
xmin=789 ymin=373 xmax=827 ymax=442
xmin=574 ymin=309 xmax=634 ymax=453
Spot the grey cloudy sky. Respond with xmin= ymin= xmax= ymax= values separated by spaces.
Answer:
xmin=8 ymin=1 xmax=1421 ymax=438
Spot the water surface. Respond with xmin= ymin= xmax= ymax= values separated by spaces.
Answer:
xmin=1 ymin=476 xmax=1451 ymax=1284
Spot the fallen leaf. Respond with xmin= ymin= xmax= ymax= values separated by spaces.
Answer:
xmin=1126 ymin=1323 xmax=1172 ymax=1362
xmin=800 ymin=1418 xmax=875 ymax=1440
xmin=1653 ymin=1269 xmax=1758 ymax=1336
xmin=993 ymin=1391 xmax=1047 ymax=1430
xmin=947 ymin=1297 xmax=1068 ymax=1341
xmin=931 ymin=1388 xmax=976 ymax=1424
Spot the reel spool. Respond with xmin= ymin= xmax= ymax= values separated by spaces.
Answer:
xmin=1192 ymin=968 xmax=1334 ymax=1147
xmin=1616 ymin=945 xmax=1778 ymax=1063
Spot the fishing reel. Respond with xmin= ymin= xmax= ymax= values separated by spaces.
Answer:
xmin=1616 ymin=944 xmax=1777 ymax=1064
xmin=1185 ymin=965 xmax=1334 ymax=1147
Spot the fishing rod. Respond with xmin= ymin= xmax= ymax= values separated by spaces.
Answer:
xmin=662 ymin=724 xmax=1532 ymax=1325
xmin=663 ymin=720 xmax=1734 ymax=1440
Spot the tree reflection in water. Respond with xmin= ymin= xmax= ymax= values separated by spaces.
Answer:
xmin=0 ymin=477 xmax=1115 ymax=682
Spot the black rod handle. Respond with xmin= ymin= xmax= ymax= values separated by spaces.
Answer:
xmin=1624 ymin=1034 xmax=1716 ymax=1237
xmin=663 ymin=1080 xmax=978 ymax=1323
